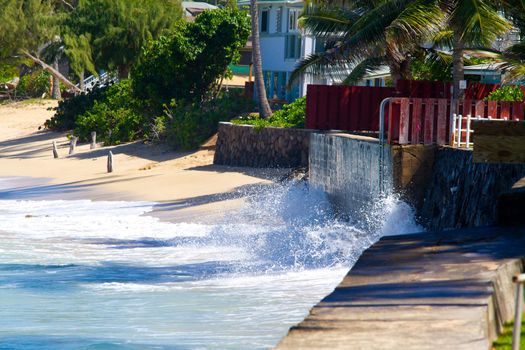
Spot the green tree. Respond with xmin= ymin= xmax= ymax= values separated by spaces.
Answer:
xmin=132 ymin=8 xmax=250 ymax=107
xmin=0 ymin=0 xmax=80 ymax=91
xmin=66 ymin=0 xmax=182 ymax=79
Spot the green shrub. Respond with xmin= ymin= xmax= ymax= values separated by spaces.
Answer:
xmin=167 ymin=91 xmax=253 ymax=149
xmin=486 ymin=85 xmax=524 ymax=102
xmin=16 ymin=70 xmax=51 ymax=97
xmin=231 ymin=96 xmax=306 ymax=129
xmin=45 ymin=84 xmax=108 ymax=131
xmin=132 ymin=8 xmax=250 ymax=109
xmin=74 ymin=80 xmax=145 ymax=145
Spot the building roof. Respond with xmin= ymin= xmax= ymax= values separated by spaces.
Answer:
xmin=463 ymin=62 xmax=505 ymax=75
xmin=237 ymin=0 xmax=303 ymax=6
xmin=182 ymin=1 xmax=218 ymax=19
xmin=362 ymin=62 xmax=506 ymax=80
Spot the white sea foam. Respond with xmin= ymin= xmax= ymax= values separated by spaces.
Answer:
xmin=0 ymin=178 xmax=423 ymax=350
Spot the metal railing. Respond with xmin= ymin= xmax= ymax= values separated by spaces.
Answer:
xmin=76 ymin=72 xmax=118 ymax=92
xmin=451 ymin=114 xmax=518 ymax=149
xmin=512 ymin=274 xmax=525 ymax=350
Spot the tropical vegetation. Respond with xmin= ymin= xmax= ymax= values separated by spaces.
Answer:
xmin=232 ymin=97 xmax=306 ymax=129
xmin=44 ymin=7 xmax=252 ymax=147
xmin=291 ymin=0 xmax=525 ymax=98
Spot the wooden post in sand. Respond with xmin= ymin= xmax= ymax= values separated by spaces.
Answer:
xmin=69 ymin=136 xmax=78 ymax=155
xmin=107 ymin=151 xmax=114 ymax=173
xmin=52 ymin=141 xmax=59 ymax=159
xmin=90 ymin=132 xmax=97 ymax=149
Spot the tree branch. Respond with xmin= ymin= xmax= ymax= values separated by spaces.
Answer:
xmin=22 ymin=50 xmax=81 ymax=92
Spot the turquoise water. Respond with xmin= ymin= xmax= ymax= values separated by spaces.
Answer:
xmin=0 ymin=179 xmax=420 ymax=349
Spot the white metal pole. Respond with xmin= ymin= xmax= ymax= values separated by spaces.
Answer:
xmin=512 ymin=274 xmax=525 ymax=350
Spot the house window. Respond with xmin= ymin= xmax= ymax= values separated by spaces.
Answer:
xmin=288 ymin=9 xmax=300 ymax=32
xmin=285 ymin=35 xmax=301 ymax=59
xmin=261 ymin=9 xmax=269 ymax=33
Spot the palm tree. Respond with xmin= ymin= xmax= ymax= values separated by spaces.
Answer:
xmin=441 ymin=0 xmax=510 ymax=99
xmin=249 ymin=0 xmax=272 ymax=118
xmin=290 ymin=0 xmax=510 ymax=96
xmin=289 ymin=1 xmax=445 ymax=87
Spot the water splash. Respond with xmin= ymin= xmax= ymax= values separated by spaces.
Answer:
xmin=0 ymin=178 xmax=423 ymax=349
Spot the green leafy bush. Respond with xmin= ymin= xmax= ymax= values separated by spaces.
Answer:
xmin=46 ymin=80 xmax=146 ymax=145
xmin=74 ymin=80 xmax=145 ymax=145
xmin=485 ymin=85 xmax=524 ymax=102
xmin=167 ymin=91 xmax=253 ymax=149
xmin=231 ymin=97 xmax=306 ymax=129
xmin=16 ymin=70 xmax=51 ymax=97
xmin=45 ymin=84 xmax=108 ymax=131
xmin=132 ymin=8 xmax=250 ymax=109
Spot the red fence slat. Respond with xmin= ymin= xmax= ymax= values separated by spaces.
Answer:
xmin=424 ymin=98 xmax=434 ymax=145
xmin=501 ymin=102 xmax=510 ymax=120
xmin=437 ymin=99 xmax=447 ymax=145
xmin=411 ymin=98 xmax=422 ymax=144
xmin=488 ymin=101 xmax=498 ymax=119
xmin=399 ymin=98 xmax=410 ymax=144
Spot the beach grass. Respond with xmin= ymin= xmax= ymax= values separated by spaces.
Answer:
xmin=492 ymin=313 xmax=525 ymax=350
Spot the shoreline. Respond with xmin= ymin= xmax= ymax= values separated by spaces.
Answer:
xmin=0 ymin=100 xmax=288 ymax=222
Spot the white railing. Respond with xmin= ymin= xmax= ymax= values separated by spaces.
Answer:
xmin=77 ymin=72 xmax=118 ymax=92
xmin=451 ymin=114 xmax=518 ymax=149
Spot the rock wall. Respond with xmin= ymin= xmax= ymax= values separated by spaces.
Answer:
xmin=420 ymin=147 xmax=525 ymax=231
xmin=213 ymin=122 xmax=313 ymax=168
xmin=309 ymin=132 xmax=393 ymax=216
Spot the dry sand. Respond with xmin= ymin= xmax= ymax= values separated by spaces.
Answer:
xmin=0 ymin=99 xmax=286 ymax=222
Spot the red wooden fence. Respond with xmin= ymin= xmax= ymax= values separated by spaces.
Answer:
xmin=306 ymin=85 xmax=395 ymax=130
xmin=386 ymin=98 xmax=525 ymax=145
xmin=306 ymin=80 xmax=525 ymax=133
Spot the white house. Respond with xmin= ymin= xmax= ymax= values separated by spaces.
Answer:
xmin=238 ymin=0 xmax=330 ymax=102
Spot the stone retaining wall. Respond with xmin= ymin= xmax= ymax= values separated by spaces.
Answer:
xmin=213 ymin=122 xmax=314 ymax=168
xmin=420 ymin=147 xmax=525 ymax=231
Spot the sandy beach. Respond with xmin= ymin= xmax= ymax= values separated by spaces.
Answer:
xmin=0 ymin=99 xmax=285 ymax=221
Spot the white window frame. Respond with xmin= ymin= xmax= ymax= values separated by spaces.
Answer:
xmin=287 ymin=8 xmax=300 ymax=32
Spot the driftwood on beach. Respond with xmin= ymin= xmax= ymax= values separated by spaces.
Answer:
xmin=52 ymin=141 xmax=59 ymax=159
xmin=90 ymin=132 xmax=97 ymax=149
xmin=107 ymin=151 xmax=114 ymax=173
xmin=69 ymin=136 xmax=78 ymax=155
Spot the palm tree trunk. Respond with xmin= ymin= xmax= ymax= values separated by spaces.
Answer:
xmin=452 ymin=31 xmax=465 ymax=100
xmin=250 ymin=0 xmax=272 ymax=118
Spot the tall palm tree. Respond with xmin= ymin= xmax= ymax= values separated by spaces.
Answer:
xmin=291 ymin=0 xmax=510 ymax=96
xmin=289 ymin=1 xmax=445 ymax=87
xmin=249 ymin=0 xmax=272 ymax=118
xmin=441 ymin=0 xmax=510 ymax=98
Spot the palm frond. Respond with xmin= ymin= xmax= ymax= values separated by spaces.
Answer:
xmin=300 ymin=5 xmax=358 ymax=38
xmin=450 ymin=0 xmax=511 ymax=46
xmin=342 ymin=56 xmax=386 ymax=84
xmin=287 ymin=49 xmax=351 ymax=88
xmin=387 ymin=0 xmax=446 ymax=47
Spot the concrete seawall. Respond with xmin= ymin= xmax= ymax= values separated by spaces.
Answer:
xmin=309 ymin=133 xmax=393 ymax=216
xmin=276 ymin=227 xmax=525 ymax=350
xmin=309 ymin=132 xmax=525 ymax=230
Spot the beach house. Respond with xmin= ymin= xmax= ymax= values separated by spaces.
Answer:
xmin=238 ymin=0 xmax=331 ymax=102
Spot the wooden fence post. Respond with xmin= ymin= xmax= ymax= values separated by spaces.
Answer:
xmin=52 ymin=141 xmax=59 ymax=159
xmin=90 ymin=132 xmax=97 ymax=149
xmin=107 ymin=151 xmax=114 ymax=173
xmin=69 ymin=136 xmax=78 ymax=155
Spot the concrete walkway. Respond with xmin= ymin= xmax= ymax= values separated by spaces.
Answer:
xmin=276 ymin=226 xmax=525 ymax=350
